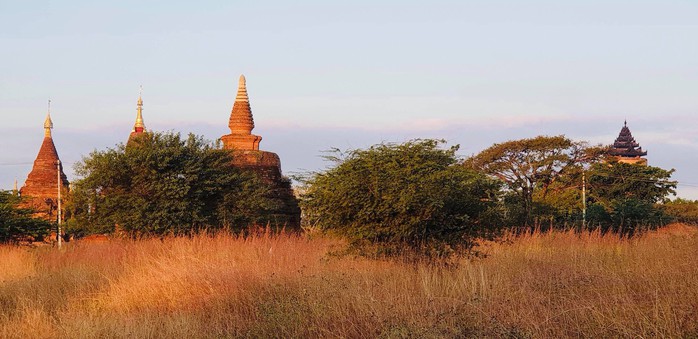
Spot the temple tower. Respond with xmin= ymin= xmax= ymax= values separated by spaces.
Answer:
xmin=128 ymin=87 xmax=147 ymax=142
xmin=20 ymin=104 xmax=70 ymax=220
xmin=221 ymin=75 xmax=262 ymax=150
xmin=221 ymin=75 xmax=300 ymax=228
xmin=607 ymin=121 xmax=648 ymax=165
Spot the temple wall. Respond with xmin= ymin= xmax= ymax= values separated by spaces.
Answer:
xmin=229 ymin=150 xmax=301 ymax=228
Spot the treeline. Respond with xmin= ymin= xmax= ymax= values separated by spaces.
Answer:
xmin=462 ymin=135 xmax=677 ymax=233
xmin=299 ymin=137 xmax=688 ymax=256
xmin=2 ymin=132 xmax=697 ymax=253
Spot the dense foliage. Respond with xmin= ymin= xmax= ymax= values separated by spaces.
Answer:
xmin=68 ymin=132 xmax=278 ymax=236
xmin=586 ymin=161 xmax=676 ymax=231
xmin=662 ymin=199 xmax=698 ymax=225
xmin=0 ymin=191 xmax=51 ymax=243
xmin=300 ymin=139 xmax=502 ymax=257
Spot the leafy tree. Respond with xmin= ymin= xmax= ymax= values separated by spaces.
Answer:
xmin=464 ymin=135 xmax=604 ymax=225
xmin=69 ymin=132 xmax=278 ymax=236
xmin=586 ymin=161 xmax=676 ymax=232
xmin=300 ymin=139 xmax=502 ymax=258
xmin=0 ymin=191 xmax=51 ymax=243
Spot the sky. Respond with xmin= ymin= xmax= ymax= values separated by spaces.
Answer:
xmin=1 ymin=0 xmax=697 ymax=198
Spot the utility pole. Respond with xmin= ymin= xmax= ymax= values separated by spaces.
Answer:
xmin=582 ymin=170 xmax=586 ymax=229
xmin=57 ymin=159 xmax=62 ymax=249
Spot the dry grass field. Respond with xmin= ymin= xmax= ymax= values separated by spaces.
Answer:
xmin=1 ymin=225 xmax=697 ymax=338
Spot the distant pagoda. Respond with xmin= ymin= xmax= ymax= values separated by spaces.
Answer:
xmin=128 ymin=87 xmax=147 ymax=142
xmin=221 ymin=75 xmax=301 ymax=228
xmin=221 ymin=75 xmax=262 ymax=150
xmin=20 ymin=104 xmax=70 ymax=221
xmin=607 ymin=121 xmax=647 ymax=165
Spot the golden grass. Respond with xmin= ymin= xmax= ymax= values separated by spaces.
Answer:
xmin=1 ymin=225 xmax=697 ymax=338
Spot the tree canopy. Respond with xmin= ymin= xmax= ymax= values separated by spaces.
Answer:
xmin=464 ymin=135 xmax=605 ymax=225
xmin=585 ymin=161 xmax=676 ymax=231
xmin=300 ymin=139 xmax=502 ymax=257
xmin=69 ymin=132 xmax=278 ymax=236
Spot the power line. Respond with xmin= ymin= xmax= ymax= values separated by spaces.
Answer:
xmin=0 ymin=162 xmax=33 ymax=166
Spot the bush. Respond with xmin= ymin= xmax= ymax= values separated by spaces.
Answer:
xmin=663 ymin=199 xmax=698 ymax=225
xmin=300 ymin=139 xmax=502 ymax=258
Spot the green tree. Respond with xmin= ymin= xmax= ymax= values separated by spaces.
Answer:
xmin=70 ymin=132 xmax=277 ymax=236
xmin=587 ymin=161 xmax=676 ymax=206
xmin=0 ymin=191 xmax=51 ymax=243
xmin=464 ymin=135 xmax=604 ymax=225
xmin=300 ymin=139 xmax=502 ymax=258
xmin=586 ymin=161 xmax=676 ymax=231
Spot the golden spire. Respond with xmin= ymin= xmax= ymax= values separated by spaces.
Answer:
xmin=44 ymin=99 xmax=53 ymax=138
xmin=13 ymin=179 xmax=18 ymax=195
xmin=133 ymin=86 xmax=146 ymax=133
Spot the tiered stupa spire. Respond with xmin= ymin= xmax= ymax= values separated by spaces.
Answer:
xmin=222 ymin=75 xmax=262 ymax=150
xmin=607 ymin=120 xmax=648 ymax=165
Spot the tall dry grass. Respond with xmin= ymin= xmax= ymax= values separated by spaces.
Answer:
xmin=1 ymin=225 xmax=697 ymax=338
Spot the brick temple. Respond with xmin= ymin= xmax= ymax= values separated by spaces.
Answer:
xmin=221 ymin=75 xmax=301 ymax=228
xmin=607 ymin=121 xmax=648 ymax=165
xmin=20 ymin=109 xmax=69 ymax=221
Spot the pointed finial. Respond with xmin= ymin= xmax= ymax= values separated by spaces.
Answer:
xmin=624 ymin=119 xmax=627 ymax=127
xmin=44 ymin=99 xmax=53 ymax=137
xmin=138 ymin=85 xmax=143 ymax=105
xmin=133 ymin=86 xmax=145 ymax=132
xmin=236 ymin=74 xmax=249 ymax=102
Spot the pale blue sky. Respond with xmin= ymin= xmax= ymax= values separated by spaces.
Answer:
xmin=1 ymin=1 xmax=697 ymax=197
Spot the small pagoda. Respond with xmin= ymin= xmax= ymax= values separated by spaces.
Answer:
xmin=607 ymin=121 xmax=648 ymax=165
xmin=128 ymin=87 xmax=147 ymax=143
xmin=221 ymin=75 xmax=300 ymax=227
xmin=20 ymin=107 xmax=70 ymax=220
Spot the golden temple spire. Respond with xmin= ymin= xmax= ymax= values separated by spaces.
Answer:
xmin=133 ymin=86 xmax=146 ymax=133
xmin=44 ymin=99 xmax=53 ymax=138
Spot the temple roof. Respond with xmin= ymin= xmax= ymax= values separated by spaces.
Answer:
xmin=228 ymin=75 xmax=255 ymax=135
xmin=21 ymin=114 xmax=69 ymax=200
xmin=608 ymin=121 xmax=647 ymax=158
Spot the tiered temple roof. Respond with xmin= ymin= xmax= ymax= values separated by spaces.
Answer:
xmin=608 ymin=121 xmax=647 ymax=158
xmin=20 ymin=109 xmax=69 ymax=220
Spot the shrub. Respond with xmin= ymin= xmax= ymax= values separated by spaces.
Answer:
xmin=300 ymin=139 xmax=502 ymax=257
xmin=663 ymin=199 xmax=698 ymax=225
